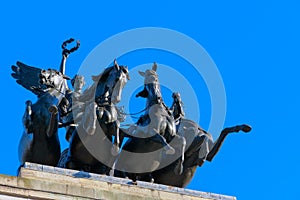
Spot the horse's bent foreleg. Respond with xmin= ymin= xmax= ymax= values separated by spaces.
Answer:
xmin=151 ymin=133 xmax=175 ymax=154
xmin=22 ymin=100 xmax=33 ymax=133
xmin=206 ymin=124 xmax=251 ymax=162
xmin=47 ymin=105 xmax=58 ymax=138
xmin=148 ymin=113 xmax=175 ymax=154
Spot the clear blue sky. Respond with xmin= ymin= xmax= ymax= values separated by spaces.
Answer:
xmin=0 ymin=1 xmax=299 ymax=199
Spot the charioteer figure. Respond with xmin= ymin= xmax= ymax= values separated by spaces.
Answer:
xmin=59 ymin=74 xmax=85 ymax=142
xmin=56 ymin=38 xmax=81 ymax=142
xmin=170 ymin=92 xmax=185 ymax=132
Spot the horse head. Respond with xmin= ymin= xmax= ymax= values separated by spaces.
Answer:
xmin=137 ymin=63 xmax=163 ymax=106
xmin=111 ymin=60 xmax=130 ymax=104
xmin=138 ymin=62 xmax=158 ymax=85
xmin=94 ymin=59 xmax=130 ymax=105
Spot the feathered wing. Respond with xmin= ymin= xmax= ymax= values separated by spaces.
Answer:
xmin=11 ymin=61 xmax=46 ymax=95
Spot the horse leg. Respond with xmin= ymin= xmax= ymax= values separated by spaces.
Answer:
xmin=206 ymin=124 xmax=251 ymax=162
xmin=17 ymin=163 xmax=25 ymax=176
xmin=173 ymin=135 xmax=186 ymax=175
xmin=65 ymin=130 xmax=84 ymax=170
xmin=142 ymin=173 xmax=155 ymax=183
xmin=82 ymin=102 xmax=97 ymax=135
xmin=47 ymin=105 xmax=58 ymax=137
xmin=57 ymin=148 xmax=69 ymax=168
xmin=151 ymin=133 xmax=175 ymax=154
xmin=196 ymin=136 xmax=210 ymax=166
xmin=22 ymin=100 xmax=33 ymax=133
xmin=65 ymin=150 xmax=83 ymax=171
xmin=109 ymin=159 xmax=119 ymax=176
xmin=115 ymin=127 xmax=132 ymax=151
xmin=182 ymin=132 xmax=209 ymax=166
xmin=90 ymin=164 xmax=109 ymax=175
xmin=148 ymin=115 xmax=175 ymax=155
xmin=111 ymin=121 xmax=121 ymax=156
xmin=185 ymin=134 xmax=207 ymax=157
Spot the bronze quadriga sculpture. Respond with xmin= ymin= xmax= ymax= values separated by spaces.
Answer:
xmin=12 ymin=39 xmax=251 ymax=188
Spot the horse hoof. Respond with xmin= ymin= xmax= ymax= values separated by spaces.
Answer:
xmin=151 ymin=160 xmax=160 ymax=171
xmin=111 ymin=146 xmax=120 ymax=156
xmin=86 ymin=126 xmax=96 ymax=135
xmin=132 ymin=181 xmax=138 ymax=185
xmin=196 ymin=158 xmax=205 ymax=167
xmin=174 ymin=163 xmax=183 ymax=175
xmin=48 ymin=105 xmax=58 ymax=114
xmin=66 ymin=161 xmax=78 ymax=170
xmin=98 ymin=166 xmax=108 ymax=175
xmin=241 ymin=124 xmax=252 ymax=133
xmin=109 ymin=169 xmax=114 ymax=176
xmin=25 ymin=100 xmax=32 ymax=106
xmin=165 ymin=146 xmax=175 ymax=155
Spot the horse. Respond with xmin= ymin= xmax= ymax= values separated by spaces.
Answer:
xmin=114 ymin=63 xmax=186 ymax=181
xmin=64 ymin=60 xmax=130 ymax=174
xmin=12 ymin=38 xmax=79 ymax=169
xmin=12 ymin=61 xmax=70 ymax=168
xmin=148 ymin=93 xmax=252 ymax=187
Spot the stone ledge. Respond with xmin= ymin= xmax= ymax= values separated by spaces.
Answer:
xmin=0 ymin=163 xmax=236 ymax=200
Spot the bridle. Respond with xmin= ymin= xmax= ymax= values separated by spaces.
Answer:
xmin=95 ymin=69 xmax=124 ymax=107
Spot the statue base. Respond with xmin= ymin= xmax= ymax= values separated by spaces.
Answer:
xmin=0 ymin=162 xmax=236 ymax=200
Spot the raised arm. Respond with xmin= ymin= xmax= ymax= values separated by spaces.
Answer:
xmin=59 ymin=38 xmax=80 ymax=75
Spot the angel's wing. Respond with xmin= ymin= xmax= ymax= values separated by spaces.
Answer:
xmin=11 ymin=61 xmax=46 ymax=95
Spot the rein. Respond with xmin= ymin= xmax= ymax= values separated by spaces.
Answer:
xmin=119 ymin=106 xmax=149 ymax=117
xmin=118 ymin=97 xmax=167 ymax=118
xmin=31 ymin=85 xmax=66 ymax=97
xmin=53 ymin=86 xmax=67 ymax=97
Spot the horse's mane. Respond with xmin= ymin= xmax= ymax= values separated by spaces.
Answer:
xmin=77 ymin=66 xmax=114 ymax=103
xmin=92 ymin=66 xmax=114 ymax=84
